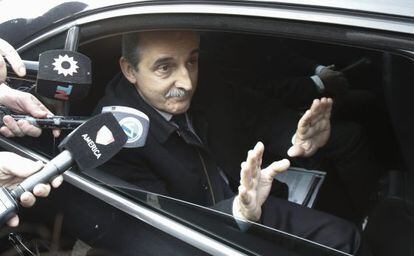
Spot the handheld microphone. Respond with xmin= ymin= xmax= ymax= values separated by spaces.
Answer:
xmin=102 ymin=106 xmax=149 ymax=148
xmin=36 ymin=50 xmax=92 ymax=102
xmin=0 ymin=106 xmax=88 ymax=130
xmin=6 ymin=50 xmax=92 ymax=103
xmin=0 ymin=112 xmax=128 ymax=227
xmin=5 ymin=60 xmax=38 ymax=81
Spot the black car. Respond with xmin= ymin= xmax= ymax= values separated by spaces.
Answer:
xmin=0 ymin=1 xmax=413 ymax=255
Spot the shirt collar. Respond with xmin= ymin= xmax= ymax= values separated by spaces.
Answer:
xmin=137 ymin=90 xmax=173 ymax=121
xmin=115 ymin=77 xmax=177 ymax=144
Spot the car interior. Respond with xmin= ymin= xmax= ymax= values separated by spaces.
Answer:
xmin=1 ymin=12 xmax=414 ymax=256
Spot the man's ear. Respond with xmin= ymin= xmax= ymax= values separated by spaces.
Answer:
xmin=119 ymin=57 xmax=137 ymax=84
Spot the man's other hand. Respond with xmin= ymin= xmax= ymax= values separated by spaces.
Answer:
xmin=0 ymin=152 xmax=63 ymax=227
xmin=318 ymin=68 xmax=349 ymax=99
xmin=288 ymin=97 xmax=332 ymax=157
xmin=234 ymin=142 xmax=290 ymax=221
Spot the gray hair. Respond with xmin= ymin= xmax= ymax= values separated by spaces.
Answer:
xmin=121 ymin=32 xmax=140 ymax=71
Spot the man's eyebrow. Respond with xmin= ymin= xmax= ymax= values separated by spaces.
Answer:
xmin=190 ymin=49 xmax=200 ymax=55
xmin=152 ymin=57 xmax=174 ymax=68
xmin=152 ymin=49 xmax=199 ymax=68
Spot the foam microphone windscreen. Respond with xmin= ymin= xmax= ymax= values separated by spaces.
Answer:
xmin=101 ymin=105 xmax=149 ymax=148
xmin=37 ymin=50 xmax=92 ymax=101
xmin=58 ymin=112 xmax=127 ymax=170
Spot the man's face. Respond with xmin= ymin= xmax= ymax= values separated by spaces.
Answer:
xmin=128 ymin=31 xmax=199 ymax=115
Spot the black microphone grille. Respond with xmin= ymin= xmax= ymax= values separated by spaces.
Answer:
xmin=58 ymin=112 xmax=127 ymax=170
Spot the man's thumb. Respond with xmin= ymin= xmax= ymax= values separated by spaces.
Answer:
xmin=287 ymin=145 xmax=304 ymax=158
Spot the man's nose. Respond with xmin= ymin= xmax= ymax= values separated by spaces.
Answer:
xmin=174 ymin=67 xmax=193 ymax=91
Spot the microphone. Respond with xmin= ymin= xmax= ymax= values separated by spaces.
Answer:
xmin=0 ymin=106 xmax=88 ymax=130
xmin=5 ymin=60 xmax=39 ymax=81
xmin=0 ymin=112 xmax=128 ymax=227
xmin=6 ymin=50 xmax=92 ymax=102
xmin=101 ymin=106 xmax=149 ymax=148
xmin=0 ymin=104 xmax=150 ymax=135
xmin=36 ymin=50 xmax=91 ymax=102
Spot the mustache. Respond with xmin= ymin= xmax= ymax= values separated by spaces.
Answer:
xmin=165 ymin=88 xmax=189 ymax=99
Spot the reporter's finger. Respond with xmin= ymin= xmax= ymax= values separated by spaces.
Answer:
xmin=17 ymin=119 xmax=42 ymax=137
xmin=0 ymin=55 xmax=6 ymax=83
xmin=0 ymin=126 xmax=14 ymax=137
xmin=3 ymin=115 xmax=24 ymax=137
xmin=33 ymin=183 xmax=51 ymax=197
xmin=1 ymin=154 xmax=44 ymax=178
xmin=51 ymin=175 xmax=63 ymax=188
xmin=19 ymin=94 xmax=49 ymax=118
xmin=20 ymin=191 xmax=36 ymax=207
xmin=0 ymin=38 xmax=25 ymax=77
xmin=6 ymin=214 xmax=19 ymax=227
xmin=52 ymin=129 xmax=61 ymax=138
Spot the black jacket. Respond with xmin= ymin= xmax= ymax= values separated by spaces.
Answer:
xmin=95 ymin=72 xmax=299 ymax=209
xmin=95 ymin=74 xmax=237 ymax=210
xmin=93 ymin=74 xmax=361 ymax=254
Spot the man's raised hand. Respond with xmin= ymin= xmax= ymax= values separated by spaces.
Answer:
xmin=288 ymin=97 xmax=333 ymax=158
xmin=234 ymin=142 xmax=290 ymax=221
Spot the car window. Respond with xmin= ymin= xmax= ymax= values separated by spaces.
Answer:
xmin=19 ymin=32 xmax=66 ymax=61
xmin=72 ymin=27 xmax=394 ymax=254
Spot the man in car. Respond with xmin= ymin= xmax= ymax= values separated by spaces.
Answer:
xmin=96 ymin=30 xmax=363 ymax=254
xmin=0 ymin=38 xmax=63 ymax=227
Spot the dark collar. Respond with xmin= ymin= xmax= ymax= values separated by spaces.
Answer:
xmin=106 ymin=74 xmax=178 ymax=144
xmin=100 ymin=73 xmax=210 ymax=145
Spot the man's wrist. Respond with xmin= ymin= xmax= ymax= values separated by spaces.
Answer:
xmin=232 ymin=195 xmax=261 ymax=222
xmin=232 ymin=196 xmax=253 ymax=231
xmin=232 ymin=196 xmax=248 ymax=221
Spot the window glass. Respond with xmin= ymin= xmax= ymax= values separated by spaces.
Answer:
xmin=73 ymin=30 xmax=404 ymax=255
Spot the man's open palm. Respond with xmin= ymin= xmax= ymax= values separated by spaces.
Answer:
xmin=234 ymin=142 xmax=290 ymax=221
xmin=288 ymin=97 xmax=333 ymax=158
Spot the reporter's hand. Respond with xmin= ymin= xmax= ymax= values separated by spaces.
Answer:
xmin=0 ymin=38 xmax=60 ymax=138
xmin=0 ymin=152 xmax=63 ymax=227
xmin=0 ymin=84 xmax=60 ymax=137
xmin=0 ymin=38 xmax=25 ymax=83
xmin=288 ymin=98 xmax=332 ymax=157
xmin=233 ymin=142 xmax=290 ymax=221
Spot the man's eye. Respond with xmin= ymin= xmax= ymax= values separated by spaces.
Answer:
xmin=187 ymin=58 xmax=198 ymax=67
xmin=157 ymin=64 xmax=170 ymax=72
